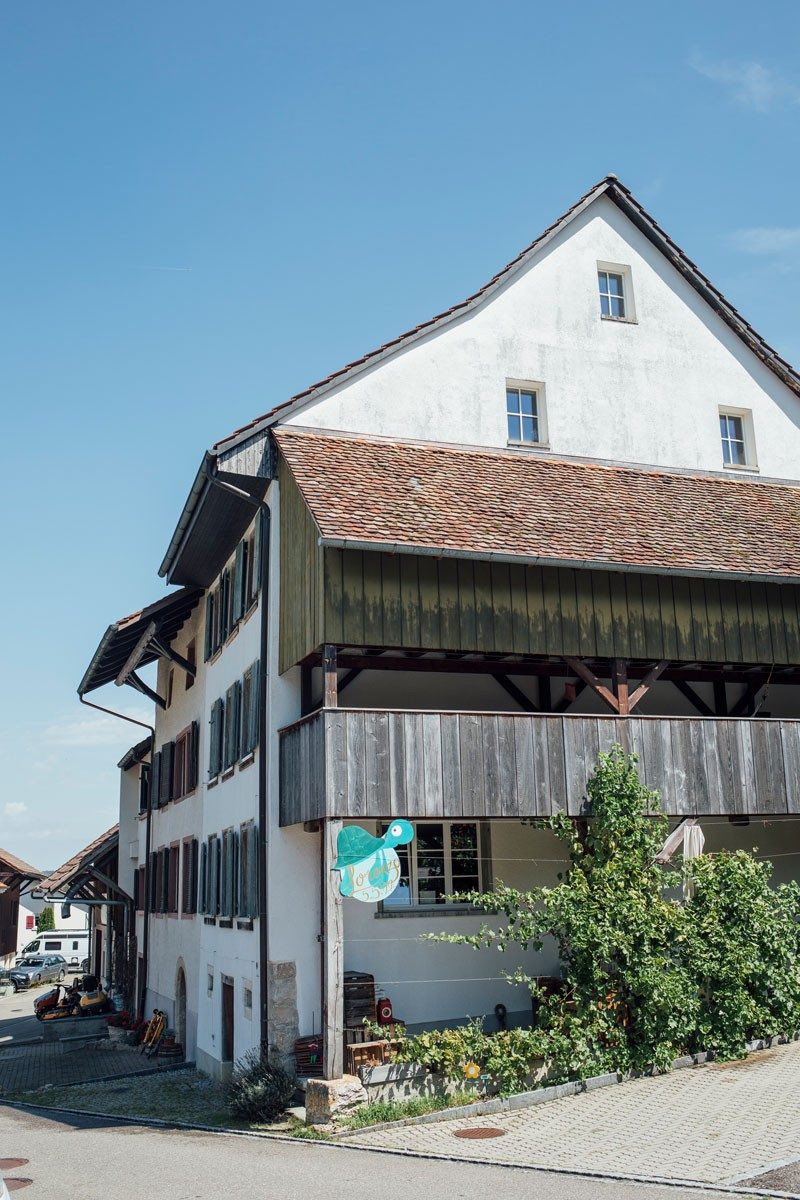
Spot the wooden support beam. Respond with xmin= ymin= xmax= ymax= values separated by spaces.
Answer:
xmin=564 ymin=658 xmax=619 ymax=713
xmin=127 ymin=671 xmax=167 ymax=711
xmin=116 ymin=620 xmax=157 ymax=686
xmin=150 ymin=635 xmax=197 ymax=680
xmin=322 ymin=819 xmax=344 ymax=1079
xmin=322 ymin=644 xmax=338 ymax=709
xmin=494 ymin=675 xmax=539 ymax=713
xmin=628 ymin=660 xmax=670 ymax=712
xmin=673 ymin=680 xmax=714 ymax=717
xmin=613 ymin=659 xmax=630 ymax=715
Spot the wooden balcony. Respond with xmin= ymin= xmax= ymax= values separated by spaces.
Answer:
xmin=279 ymin=709 xmax=800 ymax=825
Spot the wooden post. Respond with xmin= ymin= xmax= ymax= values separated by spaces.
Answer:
xmin=323 ymin=644 xmax=338 ymax=709
xmin=321 ymin=819 xmax=344 ymax=1079
xmin=613 ymin=659 xmax=629 ymax=715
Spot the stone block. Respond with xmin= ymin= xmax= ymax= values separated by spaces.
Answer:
xmin=305 ymin=1075 xmax=368 ymax=1125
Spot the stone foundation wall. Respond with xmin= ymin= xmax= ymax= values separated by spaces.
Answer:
xmin=268 ymin=960 xmax=299 ymax=1072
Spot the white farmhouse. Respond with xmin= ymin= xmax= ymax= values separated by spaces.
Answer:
xmin=79 ymin=176 xmax=800 ymax=1080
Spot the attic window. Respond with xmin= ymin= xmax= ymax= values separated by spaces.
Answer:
xmin=597 ymin=263 xmax=635 ymax=322
xmin=506 ymin=383 xmax=547 ymax=447
xmin=719 ymin=407 xmax=757 ymax=470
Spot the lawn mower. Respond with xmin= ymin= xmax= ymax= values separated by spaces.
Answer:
xmin=34 ymin=976 xmax=112 ymax=1021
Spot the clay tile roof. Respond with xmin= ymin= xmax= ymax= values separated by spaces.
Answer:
xmin=0 ymin=848 xmax=42 ymax=881
xmin=38 ymin=824 xmax=119 ymax=897
xmin=275 ymin=427 xmax=800 ymax=582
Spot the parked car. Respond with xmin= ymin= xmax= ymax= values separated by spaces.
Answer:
xmin=0 ymin=966 xmax=13 ymax=996
xmin=8 ymin=955 xmax=67 ymax=990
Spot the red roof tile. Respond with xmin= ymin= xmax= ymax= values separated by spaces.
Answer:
xmin=39 ymin=825 xmax=118 ymax=896
xmin=0 ymin=848 xmax=42 ymax=881
xmin=275 ymin=427 xmax=800 ymax=582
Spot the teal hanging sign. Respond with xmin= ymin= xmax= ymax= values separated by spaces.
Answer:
xmin=333 ymin=821 xmax=414 ymax=903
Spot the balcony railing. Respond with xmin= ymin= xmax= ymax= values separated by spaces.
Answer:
xmin=278 ymin=709 xmax=800 ymax=825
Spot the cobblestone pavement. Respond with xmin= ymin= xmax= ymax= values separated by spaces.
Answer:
xmin=347 ymin=1041 xmax=800 ymax=1187
xmin=0 ymin=1039 xmax=179 ymax=1094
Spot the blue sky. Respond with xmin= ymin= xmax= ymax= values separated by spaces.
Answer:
xmin=2 ymin=1 xmax=799 ymax=867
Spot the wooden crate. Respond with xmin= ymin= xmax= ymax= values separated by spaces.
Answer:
xmin=345 ymin=1039 xmax=404 ymax=1075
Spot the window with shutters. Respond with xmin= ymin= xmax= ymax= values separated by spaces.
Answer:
xmin=222 ymin=681 xmax=242 ymax=772
xmin=157 ymin=742 xmax=174 ymax=807
xmin=208 ymin=698 xmax=225 ymax=779
xmin=138 ymin=763 xmax=150 ymax=814
xmin=204 ymin=835 xmax=220 ymax=918
xmin=181 ymin=838 xmax=198 ymax=915
xmin=238 ymin=822 xmax=258 ymax=922
xmin=149 ymin=851 xmax=158 ymax=911
xmin=167 ymin=844 xmax=179 ymax=914
xmin=218 ymin=828 xmax=239 ymax=922
xmin=239 ymin=662 xmax=260 ymax=760
xmin=173 ymin=723 xmax=199 ymax=799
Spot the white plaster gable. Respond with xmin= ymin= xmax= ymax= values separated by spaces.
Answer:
xmin=283 ymin=194 xmax=800 ymax=481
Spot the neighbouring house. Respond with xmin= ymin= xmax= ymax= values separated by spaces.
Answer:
xmin=37 ymin=827 xmax=123 ymax=990
xmin=0 ymin=849 xmax=43 ymax=968
xmin=77 ymin=175 xmax=800 ymax=1080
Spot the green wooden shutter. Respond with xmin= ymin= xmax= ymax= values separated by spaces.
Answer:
xmin=209 ymin=700 xmax=222 ymax=777
xmin=150 ymin=752 xmax=162 ymax=811
xmin=249 ymin=661 xmax=260 ymax=752
xmin=204 ymin=592 xmax=215 ymax=661
xmin=233 ymin=541 xmax=245 ymax=623
xmin=188 ymin=721 xmax=199 ymax=791
xmin=248 ymin=824 xmax=258 ymax=918
xmin=160 ymin=742 xmax=174 ymax=805
xmin=232 ymin=828 xmax=240 ymax=916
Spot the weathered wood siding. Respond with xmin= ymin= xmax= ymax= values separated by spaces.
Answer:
xmin=279 ymin=709 xmax=800 ymax=824
xmin=279 ymin=458 xmax=325 ymax=671
xmin=278 ymin=455 xmax=800 ymax=670
xmin=321 ymin=550 xmax=800 ymax=665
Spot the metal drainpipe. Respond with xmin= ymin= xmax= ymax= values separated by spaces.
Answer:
xmin=79 ymin=694 xmax=154 ymax=1017
xmin=200 ymin=463 xmax=271 ymax=1052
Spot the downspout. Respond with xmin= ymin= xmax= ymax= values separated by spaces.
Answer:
xmin=200 ymin=462 xmax=271 ymax=1052
xmin=79 ymin=695 xmax=155 ymax=1017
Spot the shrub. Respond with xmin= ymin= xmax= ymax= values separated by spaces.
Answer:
xmin=228 ymin=1048 xmax=295 ymax=1123
xmin=392 ymin=1017 xmax=550 ymax=1095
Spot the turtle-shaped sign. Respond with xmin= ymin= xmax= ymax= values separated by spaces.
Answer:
xmin=333 ymin=820 xmax=414 ymax=903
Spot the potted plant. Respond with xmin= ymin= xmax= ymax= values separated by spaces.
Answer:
xmin=106 ymin=1011 xmax=132 ymax=1042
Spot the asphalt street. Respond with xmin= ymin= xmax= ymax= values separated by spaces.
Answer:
xmin=0 ymin=1104 xmax=778 ymax=1200
xmin=0 ymin=984 xmax=45 ymax=1045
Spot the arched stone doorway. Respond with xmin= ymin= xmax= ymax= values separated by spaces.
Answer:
xmin=175 ymin=961 xmax=187 ymax=1053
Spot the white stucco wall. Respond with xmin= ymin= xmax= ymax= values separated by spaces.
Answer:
xmin=284 ymin=195 xmax=800 ymax=481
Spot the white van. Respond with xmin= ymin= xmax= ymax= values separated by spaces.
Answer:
xmin=17 ymin=930 xmax=89 ymax=971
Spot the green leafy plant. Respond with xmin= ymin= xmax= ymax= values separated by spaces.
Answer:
xmin=400 ymin=746 xmax=800 ymax=1090
xmin=339 ymin=1090 xmax=476 ymax=1129
xmin=227 ymin=1047 xmax=295 ymax=1123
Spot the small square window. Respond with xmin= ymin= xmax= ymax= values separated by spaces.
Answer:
xmin=506 ymin=386 xmax=545 ymax=445
xmin=719 ymin=408 xmax=756 ymax=470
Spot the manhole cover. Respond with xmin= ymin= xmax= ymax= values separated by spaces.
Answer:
xmin=0 ymin=1162 xmax=28 ymax=1171
xmin=453 ymin=1127 xmax=506 ymax=1139
xmin=5 ymin=1179 xmax=34 ymax=1192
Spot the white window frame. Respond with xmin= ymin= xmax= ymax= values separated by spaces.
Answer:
xmin=718 ymin=406 xmax=758 ymax=471
xmin=379 ymin=820 xmax=485 ymax=912
xmin=597 ymin=261 xmax=636 ymax=323
xmin=505 ymin=380 xmax=548 ymax=449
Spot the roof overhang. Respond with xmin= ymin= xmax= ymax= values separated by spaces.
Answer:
xmin=118 ymin=736 xmax=151 ymax=772
xmin=79 ymin=587 xmax=202 ymax=697
xmin=0 ymin=852 xmax=43 ymax=895
xmin=36 ymin=826 xmax=120 ymax=902
xmin=159 ymin=457 xmax=270 ymax=586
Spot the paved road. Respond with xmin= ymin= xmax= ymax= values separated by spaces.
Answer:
xmin=0 ymin=984 xmax=47 ymax=1045
xmin=0 ymin=1105 xmax=764 ymax=1200
xmin=350 ymin=1040 xmax=800 ymax=1189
